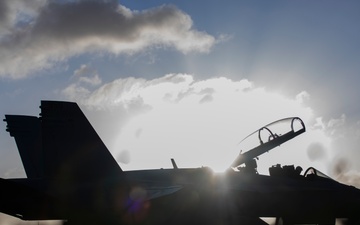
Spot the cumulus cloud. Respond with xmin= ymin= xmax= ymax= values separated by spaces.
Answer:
xmin=328 ymin=114 xmax=346 ymax=129
xmin=311 ymin=114 xmax=347 ymax=138
xmin=61 ymin=74 xmax=328 ymax=172
xmin=64 ymin=74 xmax=195 ymax=109
xmin=62 ymin=83 xmax=91 ymax=101
xmin=62 ymin=72 xmax=360 ymax=182
xmin=0 ymin=0 xmax=216 ymax=78
xmin=61 ymin=64 xmax=102 ymax=100
xmin=308 ymin=113 xmax=360 ymax=181
xmin=296 ymin=91 xmax=310 ymax=104
xmin=73 ymin=64 xmax=102 ymax=86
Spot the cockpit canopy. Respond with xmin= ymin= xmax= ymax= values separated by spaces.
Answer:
xmin=231 ymin=117 xmax=305 ymax=169
xmin=304 ymin=167 xmax=333 ymax=180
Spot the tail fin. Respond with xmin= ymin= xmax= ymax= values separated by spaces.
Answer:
xmin=40 ymin=101 xmax=123 ymax=183
xmin=5 ymin=101 xmax=122 ymax=184
xmin=4 ymin=115 xmax=44 ymax=178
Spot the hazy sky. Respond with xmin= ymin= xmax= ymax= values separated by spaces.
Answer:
xmin=1 ymin=0 xmax=360 ymax=223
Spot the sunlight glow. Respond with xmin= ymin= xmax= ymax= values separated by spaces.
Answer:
xmin=98 ymin=74 xmax=328 ymax=173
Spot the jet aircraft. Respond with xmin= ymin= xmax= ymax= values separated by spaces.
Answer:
xmin=1 ymin=100 xmax=360 ymax=225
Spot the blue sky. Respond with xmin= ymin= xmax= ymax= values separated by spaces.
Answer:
xmin=1 ymin=0 xmax=360 ymax=223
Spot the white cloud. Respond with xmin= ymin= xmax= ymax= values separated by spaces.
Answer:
xmin=63 ymin=74 xmax=335 ymax=173
xmin=79 ymin=75 xmax=102 ymax=86
xmin=312 ymin=114 xmax=347 ymax=139
xmin=0 ymin=1 xmax=216 ymax=78
xmin=312 ymin=117 xmax=326 ymax=131
xmin=62 ymin=64 xmax=102 ymax=101
xmin=73 ymin=64 xmax=102 ymax=86
xmin=296 ymin=91 xmax=310 ymax=104
xmin=61 ymin=83 xmax=91 ymax=101
xmin=306 ymin=114 xmax=360 ymax=178
xmin=61 ymin=73 xmax=360 ymax=182
xmin=73 ymin=64 xmax=91 ymax=77
xmin=328 ymin=114 xmax=346 ymax=129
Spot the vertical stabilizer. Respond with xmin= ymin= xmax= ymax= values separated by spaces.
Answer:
xmin=40 ymin=101 xmax=122 ymax=183
xmin=4 ymin=115 xmax=43 ymax=178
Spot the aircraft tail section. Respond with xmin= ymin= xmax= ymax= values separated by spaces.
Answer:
xmin=40 ymin=101 xmax=123 ymax=183
xmin=5 ymin=101 xmax=123 ymax=184
xmin=4 ymin=115 xmax=44 ymax=179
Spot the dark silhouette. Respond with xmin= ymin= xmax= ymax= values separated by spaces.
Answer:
xmin=1 ymin=101 xmax=360 ymax=225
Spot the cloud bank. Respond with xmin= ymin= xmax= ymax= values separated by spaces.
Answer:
xmin=62 ymin=72 xmax=360 ymax=188
xmin=0 ymin=0 xmax=215 ymax=79
xmin=62 ymin=72 xmax=337 ymax=173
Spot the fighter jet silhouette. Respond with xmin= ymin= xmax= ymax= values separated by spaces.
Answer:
xmin=1 ymin=101 xmax=360 ymax=225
